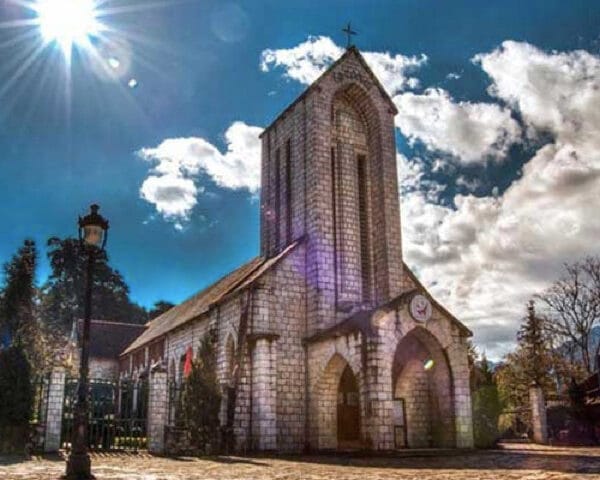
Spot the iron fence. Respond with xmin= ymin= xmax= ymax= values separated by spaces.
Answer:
xmin=61 ymin=377 xmax=148 ymax=451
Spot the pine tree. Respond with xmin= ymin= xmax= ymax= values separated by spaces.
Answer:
xmin=40 ymin=236 xmax=147 ymax=333
xmin=517 ymin=300 xmax=550 ymax=387
xmin=183 ymin=333 xmax=222 ymax=453
xmin=471 ymin=353 xmax=503 ymax=447
xmin=0 ymin=239 xmax=37 ymax=348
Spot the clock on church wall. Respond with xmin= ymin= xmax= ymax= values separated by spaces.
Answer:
xmin=409 ymin=294 xmax=432 ymax=323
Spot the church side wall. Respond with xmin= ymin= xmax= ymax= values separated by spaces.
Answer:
xmin=165 ymin=313 xmax=212 ymax=381
xmin=162 ymin=294 xmax=255 ymax=451
xmin=267 ymin=245 xmax=307 ymax=452
xmin=215 ymin=293 xmax=253 ymax=450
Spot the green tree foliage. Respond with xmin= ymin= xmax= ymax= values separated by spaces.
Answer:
xmin=0 ymin=239 xmax=37 ymax=346
xmin=471 ymin=354 xmax=503 ymax=448
xmin=40 ymin=237 xmax=147 ymax=333
xmin=0 ymin=239 xmax=55 ymax=372
xmin=183 ymin=334 xmax=222 ymax=453
xmin=496 ymin=300 xmax=579 ymax=414
xmin=0 ymin=344 xmax=33 ymax=452
xmin=517 ymin=301 xmax=553 ymax=387
xmin=148 ymin=300 xmax=175 ymax=320
xmin=495 ymin=349 xmax=531 ymax=413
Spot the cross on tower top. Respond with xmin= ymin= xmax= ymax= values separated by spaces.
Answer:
xmin=342 ymin=22 xmax=357 ymax=49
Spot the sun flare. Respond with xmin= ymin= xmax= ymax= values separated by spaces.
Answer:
xmin=35 ymin=0 xmax=100 ymax=55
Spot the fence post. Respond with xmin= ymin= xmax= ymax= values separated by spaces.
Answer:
xmin=44 ymin=366 xmax=66 ymax=453
xmin=530 ymin=383 xmax=548 ymax=444
xmin=147 ymin=363 xmax=168 ymax=454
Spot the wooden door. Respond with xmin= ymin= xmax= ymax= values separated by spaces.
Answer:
xmin=337 ymin=365 xmax=360 ymax=444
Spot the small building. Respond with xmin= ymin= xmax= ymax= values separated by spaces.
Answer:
xmin=66 ymin=319 xmax=147 ymax=381
xmin=121 ymin=46 xmax=474 ymax=452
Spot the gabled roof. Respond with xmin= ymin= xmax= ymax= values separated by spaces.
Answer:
xmin=260 ymin=46 xmax=397 ymax=139
xmin=402 ymin=263 xmax=473 ymax=337
xmin=305 ymin=263 xmax=472 ymax=344
xmin=121 ymin=241 xmax=302 ymax=355
xmin=76 ymin=320 xmax=147 ymax=359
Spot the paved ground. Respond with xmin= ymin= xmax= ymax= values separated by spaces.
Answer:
xmin=1 ymin=443 xmax=599 ymax=480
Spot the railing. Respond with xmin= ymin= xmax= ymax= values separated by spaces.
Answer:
xmin=29 ymin=374 xmax=51 ymax=452
xmin=61 ymin=377 xmax=148 ymax=451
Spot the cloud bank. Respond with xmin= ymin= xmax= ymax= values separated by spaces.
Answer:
xmin=393 ymin=88 xmax=521 ymax=164
xmin=138 ymin=121 xmax=263 ymax=228
xmin=261 ymin=35 xmax=427 ymax=94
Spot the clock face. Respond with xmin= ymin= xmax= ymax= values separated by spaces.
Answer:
xmin=409 ymin=294 xmax=432 ymax=323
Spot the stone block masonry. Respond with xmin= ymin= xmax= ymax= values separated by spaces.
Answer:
xmin=530 ymin=384 xmax=548 ymax=444
xmin=147 ymin=366 xmax=169 ymax=454
xmin=44 ymin=366 xmax=66 ymax=453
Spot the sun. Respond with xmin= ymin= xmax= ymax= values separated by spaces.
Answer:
xmin=34 ymin=0 xmax=100 ymax=56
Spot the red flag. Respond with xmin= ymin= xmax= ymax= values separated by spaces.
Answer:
xmin=183 ymin=346 xmax=193 ymax=378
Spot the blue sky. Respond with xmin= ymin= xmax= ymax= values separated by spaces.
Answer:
xmin=1 ymin=0 xmax=599 ymax=358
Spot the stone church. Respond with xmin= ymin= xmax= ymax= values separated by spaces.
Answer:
xmin=121 ymin=46 xmax=474 ymax=452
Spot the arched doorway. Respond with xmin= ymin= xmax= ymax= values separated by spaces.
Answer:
xmin=392 ymin=328 xmax=455 ymax=448
xmin=337 ymin=365 xmax=360 ymax=448
xmin=312 ymin=353 xmax=362 ymax=450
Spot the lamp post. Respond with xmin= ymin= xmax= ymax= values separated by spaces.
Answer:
xmin=66 ymin=204 xmax=109 ymax=480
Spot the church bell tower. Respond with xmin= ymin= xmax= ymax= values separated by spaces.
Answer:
xmin=260 ymin=46 xmax=403 ymax=332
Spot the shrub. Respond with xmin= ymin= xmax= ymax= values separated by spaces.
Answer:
xmin=0 ymin=344 xmax=34 ymax=452
xmin=182 ymin=335 xmax=222 ymax=453
xmin=473 ymin=383 xmax=502 ymax=448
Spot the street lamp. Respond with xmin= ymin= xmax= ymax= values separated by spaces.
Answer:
xmin=66 ymin=204 xmax=109 ymax=480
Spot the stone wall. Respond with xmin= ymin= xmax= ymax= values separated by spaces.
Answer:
xmin=530 ymin=385 xmax=548 ymax=444
xmin=44 ymin=366 xmax=66 ymax=453
xmin=147 ymin=366 xmax=168 ymax=454
xmin=89 ymin=358 xmax=119 ymax=380
xmin=395 ymin=360 xmax=431 ymax=448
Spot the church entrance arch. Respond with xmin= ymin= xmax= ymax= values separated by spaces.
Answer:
xmin=337 ymin=364 xmax=360 ymax=447
xmin=392 ymin=327 xmax=455 ymax=448
xmin=313 ymin=353 xmax=362 ymax=450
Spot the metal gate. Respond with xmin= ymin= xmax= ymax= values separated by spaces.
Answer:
xmin=61 ymin=377 xmax=148 ymax=451
xmin=30 ymin=374 xmax=51 ymax=452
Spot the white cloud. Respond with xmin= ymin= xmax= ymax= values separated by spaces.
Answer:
xmin=260 ymin=36 xmax=342 ymax=86
xmin=393 ymin=88 xmax=521 ymax=164
xmin=138 ymin=121 xmax=263 ymax=227
xmin=402 ymin=155 xmax=600 ymax=358
xmin=474 ymin=40 xmax=600 ymax=156
xmin=260 ymin=35 xmax=427 ymax=95
xmin=397 ymin=153 xmax=446 ymax=203
xmin=139 ymin=174 xmax=199 ymax=225
xmin=455 ymin=175 xmax=481 ymax=193
xmin=400 ymin=42 xmax=600 ymax=358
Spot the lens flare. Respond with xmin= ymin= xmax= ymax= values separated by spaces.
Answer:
xmin=0 ymin=0 xmax=173 ymax=122
xmin=35 ymin=0 xmax=100 ymax=56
